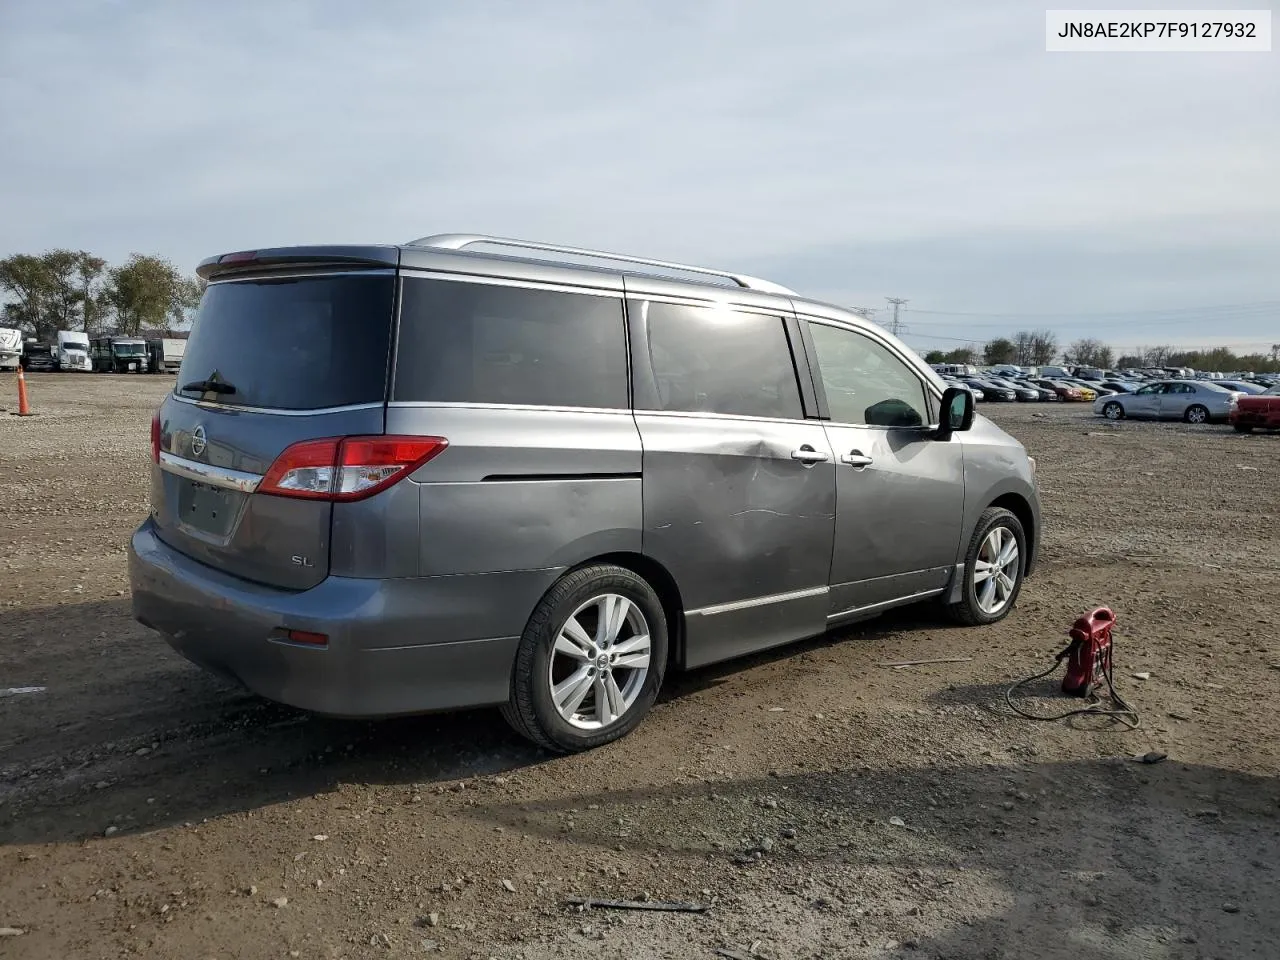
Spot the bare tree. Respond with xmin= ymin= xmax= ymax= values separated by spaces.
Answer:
xmin=1029 ymin=329 xmax=1058 ymax=365
xmin=1063 ymin=338 xmax=1114 ymax=368
xmin=1012 ymin=330 xmax=1036 ymax=365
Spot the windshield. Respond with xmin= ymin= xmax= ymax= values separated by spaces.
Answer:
xmin=178 ymin=273 xmax=394 ymax=410
xmin=1264 ymin=386 xmax=1280 ymax=396
xmin=62 ymin=341 xmax=89 ymax=352
xmin=113 ymin=343 xmax=145 ymax=356
xmin=1197 ymin=381 xmax=1232 ymax=393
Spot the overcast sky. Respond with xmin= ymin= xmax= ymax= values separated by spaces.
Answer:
xmin=1 ymin=0 xmax=1276 ymax=354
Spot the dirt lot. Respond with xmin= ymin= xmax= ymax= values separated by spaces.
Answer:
xmin=1 ymin=373 xmax=1277 ymax=960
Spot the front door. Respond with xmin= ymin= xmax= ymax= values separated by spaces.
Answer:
xmin=802 ymin=319 xmax=965 ymax=618
xmin=1127 ymin=383 xmax=1164 ymax=418
xmin=628 ymin=296 xmax=835 ymax=669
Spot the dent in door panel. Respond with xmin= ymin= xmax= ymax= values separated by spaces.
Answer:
xmin=635 ymin=413 xmax=836 ymax=612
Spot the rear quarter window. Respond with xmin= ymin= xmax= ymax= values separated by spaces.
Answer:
xmin=393 ymin=277 xmax=628 ymax=409
xmin=178 ymin=274 xmax=395 ymax=410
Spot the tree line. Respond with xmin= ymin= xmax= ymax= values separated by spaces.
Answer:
xmin=0 ymin=250 xmax=205 ymax=343
xmin=924 ymin=329 xmax=1280 ymax=374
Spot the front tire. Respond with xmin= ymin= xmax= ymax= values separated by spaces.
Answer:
xmin=1184 ymin=404 xmax=1209 ymax=424
xmin=501 ymin=564 xmax=668 ymax=753
xmin=1102 ymin=401 xmax=1124 ymax=421
xmin=1232 ymin=423 xmax=1253 ymax=433
xmin=945 ymin=507 xmax=1027 ymax=626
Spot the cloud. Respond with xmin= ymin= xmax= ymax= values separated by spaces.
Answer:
xmin=0 ymin=0 xmax=1275 ymax=350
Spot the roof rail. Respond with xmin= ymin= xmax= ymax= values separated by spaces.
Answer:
xmin=406 ymin=233 xmax=795 ymax=295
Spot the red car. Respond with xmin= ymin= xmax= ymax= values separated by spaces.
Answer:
xmin=1230 ymin=385 xmax=1280 ymax=432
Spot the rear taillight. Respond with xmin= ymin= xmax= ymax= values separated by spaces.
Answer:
xmin=258 ymin=436 xmax=447 ymax=502
xmin=150 ymin=412 xmax=161 ymax=463
xmin=259 ymin=439 xmax=341 ymax=500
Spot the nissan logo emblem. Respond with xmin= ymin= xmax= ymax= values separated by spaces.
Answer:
xmin=191 ymin=425 xmax=207 ymax=456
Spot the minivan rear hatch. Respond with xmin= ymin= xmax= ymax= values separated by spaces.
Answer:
xmin=151 ymin=254 xmax=396 ymax=590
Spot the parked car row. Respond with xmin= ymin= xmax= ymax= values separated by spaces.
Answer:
xmin=938 ymin=366 xmax=1280 ymax=420
xmin=938 ymin=373 xmax=1101 ymax=403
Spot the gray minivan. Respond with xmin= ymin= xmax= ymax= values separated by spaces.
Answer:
xmin=129 ymin=234 xmax=1040 ymax=752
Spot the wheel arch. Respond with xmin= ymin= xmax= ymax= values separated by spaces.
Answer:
xmin=988 ymin=492 xmax=1037 ymax=576
xmin=566 ymin=552 xmax=688 ymax=672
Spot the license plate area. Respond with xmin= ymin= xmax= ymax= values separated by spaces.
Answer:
xmin=177 ymin=480 xmax=241 ymax=538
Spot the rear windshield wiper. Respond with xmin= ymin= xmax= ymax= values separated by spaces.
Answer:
xmin=180 ymin=378 xmax=238 ymax=396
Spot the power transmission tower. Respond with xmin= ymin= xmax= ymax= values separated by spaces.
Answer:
xmin=849 ymin=306 xmax=876 ymax=321
xmin=885 ymin=297 xmax=908 ymax=336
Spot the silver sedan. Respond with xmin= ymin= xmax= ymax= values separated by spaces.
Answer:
xmin=1093 ymin=380 xmax=1242 ymax=424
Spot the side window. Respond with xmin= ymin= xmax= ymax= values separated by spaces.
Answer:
xmin=808 ymin=322 xmax=930 ymax=428
xmin=393 ymin=278 xmax=628 ymax=409
xmin=637 ymin=301 xmax=804 ymax=420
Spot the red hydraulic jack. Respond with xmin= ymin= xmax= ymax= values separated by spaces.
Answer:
xmin=1063 ymin=606 xmax=1115 ymax=696
xmin=1005 ymin=606 xmax=1139 ymax=728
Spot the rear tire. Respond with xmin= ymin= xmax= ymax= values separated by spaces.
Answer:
xmin=1184 ymin=404 xmax=1209 ymax=424
xmin=501 ymin=564 xmax=668 ymax=754
xmin=945 ymin=507 xmax=1027 ymax=626
xmin=1233 ymin=424 xmax=1253 ymax=433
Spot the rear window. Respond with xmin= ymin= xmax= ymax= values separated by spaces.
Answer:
xmin=393 ymin=277 xmax=628 ymax=409
xmin=178 ymin=274 xmax=394 ymax=410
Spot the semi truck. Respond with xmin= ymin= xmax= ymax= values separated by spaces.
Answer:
xmin=56 ymin=330 xmax=92 ymax=372
xmin=89 ymin=336 xmax=149 ymax=373
xmin=19 ymin=340 xmax=57 ymax=371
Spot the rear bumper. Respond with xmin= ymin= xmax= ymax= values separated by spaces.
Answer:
xmin=129 ymin=519 xmax=557 ymax=717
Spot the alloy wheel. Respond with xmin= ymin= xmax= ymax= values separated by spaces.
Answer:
xmin=974 ymin=527 xmax=1020 ymax=615
xmin=547 ymin=594 xmax=651 ymax=730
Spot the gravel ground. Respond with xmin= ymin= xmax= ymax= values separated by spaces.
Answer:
xmin=1 ymin=373 xmax=1277 ymax=960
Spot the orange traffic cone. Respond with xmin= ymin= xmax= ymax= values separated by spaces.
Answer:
xmin=15 ymin=366 xmax=33 ymax=416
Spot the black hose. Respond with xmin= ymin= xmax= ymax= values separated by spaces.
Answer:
xmin=1005 ymin=638 xmax=1140 ymax=729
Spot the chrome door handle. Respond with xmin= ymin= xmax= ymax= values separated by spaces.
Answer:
xmin=840 ymin=450 xmax=874 ymax=468
xmin=791 ymin=445 xmax=830 ymax=464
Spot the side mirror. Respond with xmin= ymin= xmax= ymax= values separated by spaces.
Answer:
xmin=935 ymin=387 xmax=974 ymax=440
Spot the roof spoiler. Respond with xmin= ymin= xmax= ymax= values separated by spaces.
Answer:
xmin=196 ymin=245 xmax=400 ymax=281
